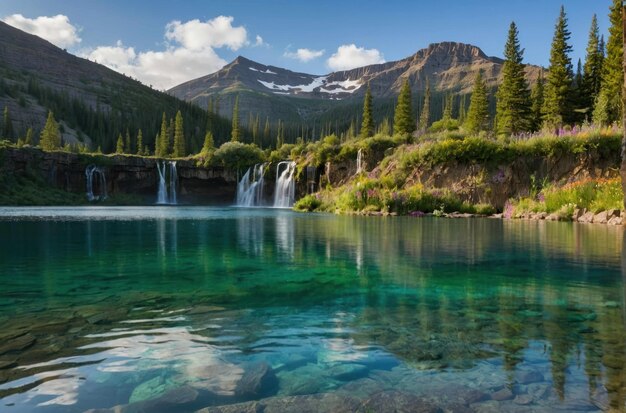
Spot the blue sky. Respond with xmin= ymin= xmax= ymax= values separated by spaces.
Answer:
xmin=0 ymin=0 xmax=612 ymax=89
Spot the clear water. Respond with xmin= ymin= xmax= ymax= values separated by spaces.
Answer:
xmin=0 ymin=207 xmax=625 ymax=412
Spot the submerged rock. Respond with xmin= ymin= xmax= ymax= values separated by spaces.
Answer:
xmin=235 ymin=362 xmax=278 ymax=398
xmin=362 ymin=390 xmax=443 ymax=413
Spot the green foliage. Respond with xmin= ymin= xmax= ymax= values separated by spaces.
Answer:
xmin=465 ymin=72 xmax=490 ymax=134
xmin=360 ymin=84 xmax=374 ymax=139
xmin=294 ymin=194 xmax=323 ymax=212
xmin=393 ymin=80 xmax=415 ymax=137
xmin=212 ymin=141 xmax=264 ymax=170
xmin=418 ymin=81 xmax=431 ymax=131
xmin=582 ymin=14 xmax=604 ymax=115
xmin=136 ymin=129 xmax=143 ymax=155
xmin=600 ymin=0 xmax=623 ymax=124
xmin=496 ymin=22 xmax=532 ymax=135
xmin=512 ymin=178 xmax=623 ymax=217
xmin=430 ymin=118 xmax=460 ymax=133
xmin=25 ymin=128 xmax=33 ymax=145
xmin=530 ymin=75 xmax=545 ymax=131
xmin=231 ymin=95 xmax=240 ymax=142
xmin=115 ymin=133 xmax=124 ymax=154
xmin=542 ymin=6 xmax=574 ymax=128
xmin=201 ymin=131 xmax=215 ymax=154
xmin=39 ymin=111 xmax=61 ymax=151
xmin=156 ymin=112 xmax=169 ymax=157
xmin=593 ymin=90 xmax=611 ymax=126
xmin=173 ymin=110 xmax=185 ymax=157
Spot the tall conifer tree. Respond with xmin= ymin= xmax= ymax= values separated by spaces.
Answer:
xmin=419 ymin=81 xmax=431 ymax=131
xmin=231 ymin=95 xmax=240 ymax=142
xmin=173 ymin=110 xmax=185 ymax=157
xmin=360 ymin=84 xmax=374 ymax=139
xmin=582 ymin=14 xmax=604 ymax=114
xmin=136 ymin=129 xmax=143 ymax=155
xmin=465 ymin=72 xmax=490 ymax=134
xmin=542 ymin=6 xmax=574 ymax=128
xmin=530 ymin=74 xmax=545 ymax=132
xmin=40 ymin=111 xmax=61 ymax=151
xmin=597 ymin=0 xmax=623 ymax=124
xmin=393 ymin=80 xmax=415 ymax=136
xmin=496 ymin=22 xmax=532 ymax=135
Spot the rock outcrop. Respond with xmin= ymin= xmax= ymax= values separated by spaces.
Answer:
xmin=0 ymin=146 xmax=238 ymax=204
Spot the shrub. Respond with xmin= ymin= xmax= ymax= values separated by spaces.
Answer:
xmin=212 ymin=141 xmax=265 ymax=170
xmin=294 ymin=194 xmax=323 ymax=212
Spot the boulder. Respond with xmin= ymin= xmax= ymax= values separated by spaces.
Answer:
xmin=572 ymin=208 xmax=584 ymax=221
xmin=515 ymin=370 xmax=543 ymax=385
xmin=592 ymin=211 xmax=608 ymax=224
xmin=578 ymin=211 xmax=595 ymax=223
xmin=490 ymin=387 xmax=514 ymax=401
xmin=235 ymin=362 xmax=278 ymax=399
xmin=608 ymin=216 xmax=623 ymax=226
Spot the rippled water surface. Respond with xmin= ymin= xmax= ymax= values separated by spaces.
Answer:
xmin=1 ymin=207 xmax=625 ymax=412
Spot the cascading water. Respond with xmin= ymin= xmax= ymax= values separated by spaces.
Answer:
xmin=356 ymin=148 xmax=363 ymax=174
xmin=85 ymin=164 xmax=107 ymax=201
xmin=156 ymin=161 xmax=178 ymax=205
xmin=236 ymin=163 xmax=265 ymax=207
xmin=273 ymin=161 xmax=296 ymax=208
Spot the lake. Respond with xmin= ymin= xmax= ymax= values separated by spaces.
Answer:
xmin=0 ymin=207 xmax=625 ymax=412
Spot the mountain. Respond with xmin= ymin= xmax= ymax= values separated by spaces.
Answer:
xmin=0 ymin=21 xmax=227 ymax=152
xmin=169 ymin=42 xmax=543 ymax=132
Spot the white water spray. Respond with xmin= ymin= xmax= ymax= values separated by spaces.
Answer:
xmin=85 ymin=164 xmax=107 ymax=201
xmin=156 ymin=161 xmax=178 ymax=205
xmin=273 ymin=161 xmax=296 ymax=208
xmin=356 ymin=148 xmax=363 ymax=174
xmin=236 ymin=163 xmax=266 ymax=207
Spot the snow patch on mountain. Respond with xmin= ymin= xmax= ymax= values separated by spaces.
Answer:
xmin=249 ymin=67 xmax=277 ymax=75
xmin=258 ymin=76 xmax=328 ymax=93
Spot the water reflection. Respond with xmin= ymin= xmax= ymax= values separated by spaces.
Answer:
xmin=0 ymin=210 xmax=625 ymax=411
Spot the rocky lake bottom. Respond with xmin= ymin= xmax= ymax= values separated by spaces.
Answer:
xmin=0 ymin=207 xmax=625 ymax=412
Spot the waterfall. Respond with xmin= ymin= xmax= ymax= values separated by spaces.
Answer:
xmin=85 ymin=164 xmax=107 ymax=201
xmin=236 ymin=163 xmax=266 ymax=207
xmin=273 ymin=161 xmax=296 ymax=208
xmin=156 ymin=161 xmax=178 ymax=205
xmin=356 ymin=148 xmax=363 ymax=174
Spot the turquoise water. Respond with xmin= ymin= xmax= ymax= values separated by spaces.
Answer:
xmin=0 ymin=207 xmax=625 ymax=412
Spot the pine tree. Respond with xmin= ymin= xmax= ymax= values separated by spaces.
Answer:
xmin=116 ymin=133 xmax=124 ymax=154
xmin=360 ymin=84 xmax=374 ymax=138
xmin=231 ymin=95 xmax=240 ymax=142
xmin=496 ymin=22 xmax=532 ymax=135
xmin=263 ymin=117 xmax=270 ymax=143
xmin=25 ymin=127 xmax=33 ymax=145
xmin=530 ymin=74 xmax=545 ymax=131
xmin=418 ymin=81 xmax=431 ymax=131
xmin=215 ymin=96 xmax=220 ymax=116
xmin=173 ymin=110 xmax=185 ymax=157
xmin=156 ymin=112 xmax=169 ymax=157
xmin=2 ymin=106 xmax=13 ymax=140
xmin=136 ymin=129 xmax=143 ymax=155
xmin=40 ymin=111 xmax=61 ymax=151
xmin=598 ymin=0 xmax=623 ymax=124
xmin=207 ymin=97 xmax=214 ymax=114
xmin=542 ymin=6 xmax=574 ymax=128
xmin=582 ymin=14 xmax=604 ymax=115
xmin=201 ymin=131 xmax=214 ymax=154
xmin=465 ymin=72 xmax=490 ymax=134
xmin=168 ymin=118 xmax=175 ymax=152
xmin=393 ymin=79 xmax=415 ymax=136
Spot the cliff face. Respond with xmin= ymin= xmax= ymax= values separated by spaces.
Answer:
xmin=322 ymin=148 xmax=620 ymax=210
xmin=0 ymin=147 xmax=238 ymax=204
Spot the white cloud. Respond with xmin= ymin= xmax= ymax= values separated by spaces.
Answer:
xmin=254 ymin=35 xmax=265 ymax=47
xmin=164 ymin=16 xmax=247 ymax=51
xmin=2 ymin=14 xmax=81 ymax=48
xmin=284 ymin=48 xmax=325 ymax=63
xmin=83 ymin=16 xmax=251 ymax=90
xmin=327 ymin=44 xmax=385 ymax=71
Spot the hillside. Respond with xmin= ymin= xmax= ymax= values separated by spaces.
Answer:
xmin=0 ymin=21 xmax=230 ymax=153
xmin=169 ymin=42 xmax=544 ymax=138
